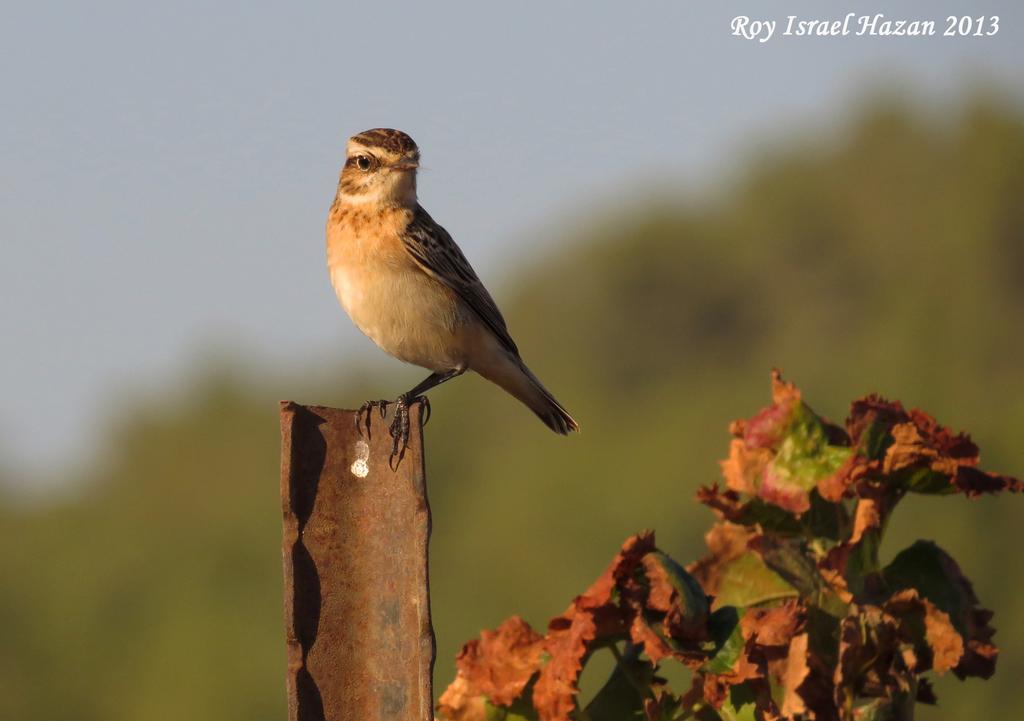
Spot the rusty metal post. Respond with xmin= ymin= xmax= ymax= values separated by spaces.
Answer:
xmin=280 ymin=402 xmax=434 ymax=721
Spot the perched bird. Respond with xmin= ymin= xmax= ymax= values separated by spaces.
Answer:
xmin=326 ymin=128 xmax=578 ymax=459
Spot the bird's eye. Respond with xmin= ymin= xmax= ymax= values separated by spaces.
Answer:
xmin=356 ymin=156 xmax=371 ymax=171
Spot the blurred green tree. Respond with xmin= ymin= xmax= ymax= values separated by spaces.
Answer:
xmin=1 ymin=94 xmax=1021 ymax=720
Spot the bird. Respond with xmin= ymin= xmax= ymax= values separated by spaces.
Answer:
xmin=326 ymin=128 xmax=578 ymax=462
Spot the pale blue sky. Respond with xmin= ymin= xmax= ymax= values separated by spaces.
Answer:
xmin=1 ymin=1 xmax=1021 ymax=481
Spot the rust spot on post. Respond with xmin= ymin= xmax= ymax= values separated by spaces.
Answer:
xmin=280 ymin=401 xmax=434 ymax=721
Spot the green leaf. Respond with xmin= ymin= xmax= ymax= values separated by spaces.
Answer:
xmin=583 ymin=649 xmax=650 ymax=721
xmin=649 ymin=551 xmax=710 ymax=627
xmin=711 ymin=552 xmax=798 ymax=608
xmin=694 ymin=707 xmax=725 ymax=721
xmin=749 ymin=402 xmax=855 ymax=514
xmin=859 ymin=418 xmax=893 ymax=462
xmin=804 ymin=490 xmax=848 ymax=541
xmin=805 ymin=605 xmax=842 ymax=667
xmin=718 ymin=684 xmax=758 ymax=721
xmin=707 ymin=606 xmax=741 ymax=648
xmin=852 ymin=690 xmax=915 ymax=721
xmin=484 ymin=676 xmax=541 ymax=721
xmin=882 ymin=541 xmax=971 ymax=636
xmin=484 ymin=699 xmax=539 ymax=721
xmin=754 ymin=537 xmax=848 ymax=617
xmin=702 ymin=612 xmax=745 ymax=675
xmin=890 ymin=466 xmax=956 ymax=495
xmin=844 ymin=526 xmax=883 ymax=599
xmin=730 ymin=498 xmax=805 ymax=535
xmin=769 ymin=406 xmax=854 ymax=494
xmin=585 ymin=647 xmax=655 ymax=721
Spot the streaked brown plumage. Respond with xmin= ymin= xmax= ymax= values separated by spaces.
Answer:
xmin=326 ymin=128 xmax=578 ymax=451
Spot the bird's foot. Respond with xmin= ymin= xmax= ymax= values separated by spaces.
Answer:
xmin=388 ymin=394 xmax=429 ymax=469
xmin=355 ymin=399 xmax=389 ymax=438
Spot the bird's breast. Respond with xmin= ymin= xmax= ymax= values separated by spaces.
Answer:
xmin=327 ymin=208 xmax=468 ymax=370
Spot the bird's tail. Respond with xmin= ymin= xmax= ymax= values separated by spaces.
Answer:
xmin=478 ymin=354 xmax=579 ymax=435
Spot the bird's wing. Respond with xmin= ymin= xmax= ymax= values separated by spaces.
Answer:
xmin=402 ymin=205 xmax=519 ymax=356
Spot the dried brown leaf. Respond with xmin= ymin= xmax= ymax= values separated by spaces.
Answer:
xmin=643 ymin=553 xmax=677 ymax=614
xmin=770 ymin=368 xmax=802 ymax=411
xmin=721 ymin=438 xmax=773 ymax=497
xmin=443 ymin=376 xmax=1019 ymax=721
xmin=697 ymin=607 xmax=789 ymax=717
xmin=835 ymin=604 xmax=910 ymax=704
xmin=779 ymin=632 xmax=811 ymax=718
xmin=846 ymin=395 xmax=907 ymax=449
xmin=816 ymin=452 xmax=867 ymax=502
xmin=532 ymin=534 xmax=657 ymax=721
xmin=641 ymin=552 xmax=709 ymax=643
xmin=687 ymin=522 xmax=756 ymax=596
xmin=884 ymin=541 xmax=999 ymax=680
xmin=695 ymin=483 xmax=745 ymax=520
xmin=850 ymin=497 xmax=881 ymax=545
xmin=701 ymin=653 xmax=763 ymax=709
xmin=818 ymin=566 xmax=854 ymax=604
xmin=953 ymin=602 xmax=998 ymax=679
xmin=437 ymin=676 xmax=487 ymax=721
xmin=583 ymin=531 xmax=657 ymax=607
xmin=437 ymin=615 xmax=545 ymax=721
xmin=534 ymin=607 xmax=597 ymax=721
xmin=849 ymin=404 xmax=1022 ymax=496
xmin=629 ymin=613 xmax=675 ymax=665
xmin=885 ymin=589 xmax=964 ymax=675
xmin=883 ymin=422 xmax=957 ymax=474
xmin=741 ymin=600 xmax=805 ymax=647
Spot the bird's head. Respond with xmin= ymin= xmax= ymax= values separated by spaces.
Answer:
xmin=337 ymin=128 xmax=420 ymax=207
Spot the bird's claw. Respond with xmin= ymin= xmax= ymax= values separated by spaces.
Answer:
xmin=355 ymin=399 xmax=389 ymax=438
xmin=387 ymin=394 xmax=429 ymax=470
xmin=355 ymin=396 xmax=429 ymax=469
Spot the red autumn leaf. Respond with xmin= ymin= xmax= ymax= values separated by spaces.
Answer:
xmin=759 ymin=463 xmax=814 ymax=515
xmin=720 ymin=371 xmax=857 ymax=516
xmin=742 ymin=369 xmax=803 ymax=448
